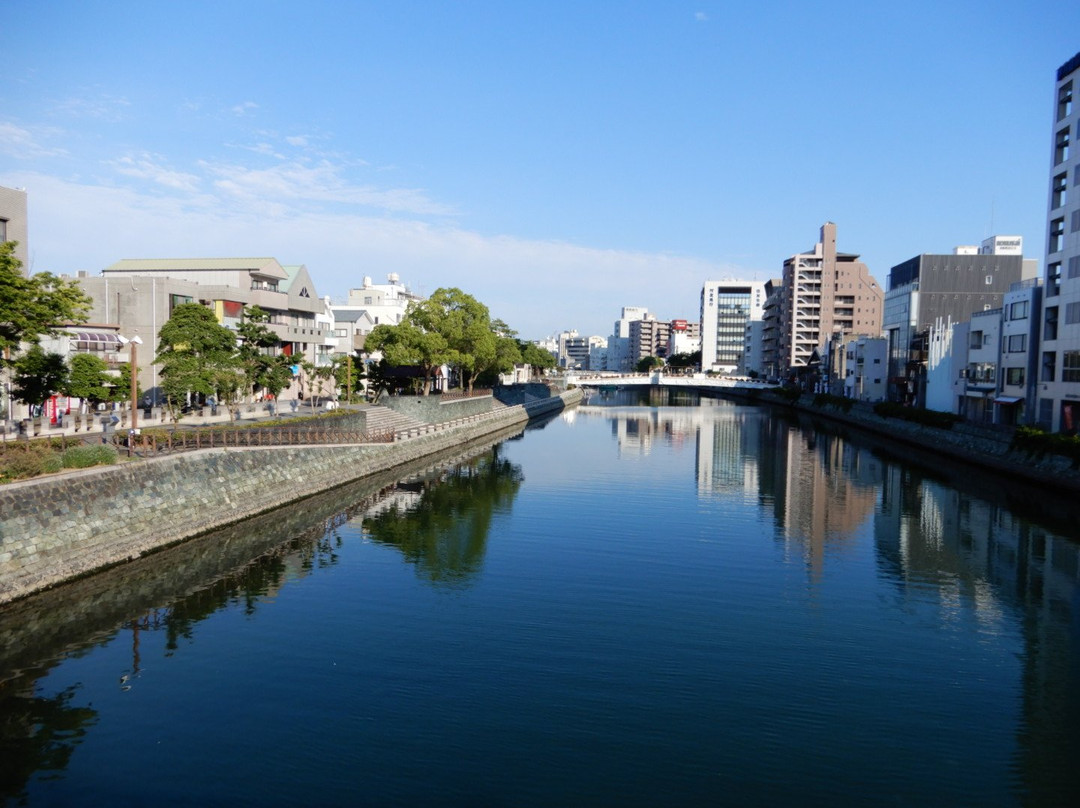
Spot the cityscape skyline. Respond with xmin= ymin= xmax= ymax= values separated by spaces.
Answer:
xmin=0 ymin=2 xmax=1075 ymax=339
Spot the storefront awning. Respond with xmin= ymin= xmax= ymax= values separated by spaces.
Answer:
xmin=993 ymin=396 xmax=1023 ymax=405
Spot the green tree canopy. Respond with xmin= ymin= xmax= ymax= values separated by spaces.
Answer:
xmin=154 ymin=303 xmax=241 ymax=411
xmin=65 ymin=353 xmax=113 ymax=405
xmin=1 ymin=241 xmax=91 ymax=367
xmin=366 ymin=318 xmax=452 ymax=395
xmin=236 ymin=306 xmax=290 ymax=399
xmin=636 ymin=355 xmax=664 ymax=373
xmin=12 ymin=346 xmax=68 ymax=410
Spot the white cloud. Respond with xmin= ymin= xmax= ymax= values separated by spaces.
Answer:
xmin=107 ymin=153 xmax=202 ymax=192
xmin=231 ymin=101 xmax=259 ymax=116
xmin=202 ymin=159 xmax=458 ymax=216
xmin=54 ymin=93 xmax=131 ymax=121
xmin=285 ymin=135 xmax=309 ymax=147
xmin=1 ymin=170 xmax=732 ymax=337
xmin=695 ymin=11 xmax=708 ymax=21
xmin=0 ymin=121 xmax=68 ymax=160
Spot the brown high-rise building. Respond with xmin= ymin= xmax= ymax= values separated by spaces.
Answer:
xmin=773 ymin=222 xmax=883 ymax=376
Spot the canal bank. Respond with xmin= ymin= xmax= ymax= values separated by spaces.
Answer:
xmin=0 ymin=390 xmax=582 ymax=606
xmin=723 ymin=388 xmax=1080 ymax=493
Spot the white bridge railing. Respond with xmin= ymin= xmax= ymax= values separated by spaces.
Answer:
xmin=566 ymin=372 xmax=779 ymax=390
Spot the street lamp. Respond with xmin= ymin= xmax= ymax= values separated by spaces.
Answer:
xmin=117 ymin=335 xmax=143 ymax=432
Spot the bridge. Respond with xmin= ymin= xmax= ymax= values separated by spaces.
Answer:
xmin=566 ymin=372 xmax=780 ymax=391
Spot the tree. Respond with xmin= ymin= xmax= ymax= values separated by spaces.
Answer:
xmin=667 ymin=350 xmax=701 ymax=370
xmin=12 ymin=346 xmax=68 ymax=412
xmin=519 ymin=341 xmax=557 ymax=376
xmin=1 ymin=241 xmax=91 ymax=367
xmin=366 ymin=318 xmax=452 ymax=395
xmin=636 ymin=355 xmax=663 ymax=373
xmin=65 ymin=353 xmax=112 ymax=407
xmin=154 ymin=303 xmax=240 ymax=417
xmin=236 ymin=306 xmax=288 ymax=400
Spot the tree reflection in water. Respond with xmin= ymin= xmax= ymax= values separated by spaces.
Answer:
xmin=0 ymin=682 xmax=97 ymax=804
xmin=362 ymin=447 xmax=524 ymax=589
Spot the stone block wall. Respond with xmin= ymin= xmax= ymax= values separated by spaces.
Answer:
xmin=0 ymin=395 xmax=585 ymax=605
xmin=380 ymin=393 xmax=493 ymax=424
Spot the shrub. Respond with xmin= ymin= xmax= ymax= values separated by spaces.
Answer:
xmin=812 ymin=393 xmax=854 ymax=413
xmin=0 ymin=445 xmax=59 ymax=482
xmin=1011 ymin=426 xmax=1080 ymax=463
xmin=872 ymin=401 xmax=960 ymax=430
xmin=62 ymin=444 xmax=119 ymax=469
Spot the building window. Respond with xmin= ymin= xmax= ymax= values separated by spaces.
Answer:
xmin=0 ymin=218 xmax=7 ymax=242
xmin=1073 ymin=210 xmax=1080 ymax=233
xmin=1006 ymin=367 xmax=1024 ymax=386
xmin=1045 ymin=305 xmax=1059 ymax=340
xmin=1060 ymin=80 xmax=1074 ymax=122
xmin=1043 ymin=351 xmax=1057 ymax=382
xmin=1048 ymin=262 xmax=1062 ymax=296
xmin=1056 ymin=127 xmax=1071 ymax=165
xmin=1053 ymin=172 xmax=1068 ymax=209
xmin=1067 ymin=302 xmax=1080 ymax=325
xmin=1065 ymin=351 xmax=1080 ymax=383
xmin=1007 ymin=334 xmax=1026 ymax=353
xmin=1050 ymin=218 xmax=1066 ymax=253
xmin=970 ymin=330 xmax=984 ymax=349
xmin=1009 ymin=300 xmax=1029 ymax=319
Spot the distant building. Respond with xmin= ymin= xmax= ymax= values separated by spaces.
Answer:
xmin=840 ymin=336 xmax=888 ymax=402
xmin=667 ymin=319 xmax=701 ymax=359
xmin=775 ymin=223 xmax=883 ymax=382
xmin=1037 ymin=51 xmax=1080 ymax=431
xmin=998 ymin=279 xmax=1043 ymax=425
xmin=607 ymin=307 xmax=651 ymax=371
xmin=0 ymin=185 xmax=28 ymax=272
xmin=75 ymin=257 xmax=328 ymax=403
xmin=883 ymin=236 xmax=1035 ymax=405
xmin=629 ymin=316 xmax=667 ymax=363
xmin=700 ymin=280 xmax=765 ymax=373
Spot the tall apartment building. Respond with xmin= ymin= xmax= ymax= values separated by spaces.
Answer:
xmin=629 ymin=316 xmax=667 ymax=362
xmin=776 ymin=223 xmax=883 ymax=378
xmin=700 ymin=280 xmax=766 ymax=373
xmin=0 ymin=185 xmax=29 ymax=272
xmin=1039 ymin=51 xmax=1080 ymax=432
xmin=883 ymin=236 xmax=1035 ymax=405
xmin=607 ymin=306 xmax=650 ymax=371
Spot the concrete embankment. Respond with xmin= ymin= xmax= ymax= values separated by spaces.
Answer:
xmin=728 ymin=390 xmax=1080 ymax=493
xmin=0 ymin=390 xmax=581 ymax=606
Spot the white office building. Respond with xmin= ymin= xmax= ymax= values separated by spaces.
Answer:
xmin=1038 ymin=51 xmax=1080 ymax=431
xmin=700 ymin=280 xmax=765 ymax=373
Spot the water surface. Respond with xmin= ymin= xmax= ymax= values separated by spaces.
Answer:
xmin=2 ymin=394 xmax=1078 ymax=806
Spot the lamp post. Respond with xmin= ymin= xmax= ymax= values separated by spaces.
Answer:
xmin=117 ymin=335 xmax=143 ymax=432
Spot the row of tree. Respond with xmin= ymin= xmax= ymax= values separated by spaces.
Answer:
xmin=365 ymin=287 xmax=554 ymax=395
xmin=4 ymin=238 xmax=556 ymax=417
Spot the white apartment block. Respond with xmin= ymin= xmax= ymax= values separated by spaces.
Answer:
xmin=998 ymin=279 xmax=1043 ymax=424
xmin=701 ymin=280 xmax=765 ymax=373
xmin=841 ymin=336 xmax=888 ymax=402
xmin=1038 ymin=51 xmax=1080 ymax=432
xmin=607 ymin=306 xmax=651 ymax=371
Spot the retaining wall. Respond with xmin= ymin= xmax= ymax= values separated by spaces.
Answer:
xmin=0 ymin=390 xmax=582 ymax=605
xmin=380 ymin=393 xmax=494 ymax=424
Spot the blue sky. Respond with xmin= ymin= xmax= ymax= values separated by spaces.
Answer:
xmin=1 ymin=1 xmax=1075 ymax=339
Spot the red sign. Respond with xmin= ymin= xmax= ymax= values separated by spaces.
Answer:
xmin=671 ymin=320 xmax=687 ymax=331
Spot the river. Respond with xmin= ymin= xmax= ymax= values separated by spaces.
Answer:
xmin=1 ymin=391 xmax=1078 ymax=806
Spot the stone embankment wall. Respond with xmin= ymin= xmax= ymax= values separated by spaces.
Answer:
xmin=380 ymin=393 xmax=493 ymax=424
xmin=779 ymin=396 xmax=1080 ymax=491
xmin=0 ymin=390 xmax=581 ymax=605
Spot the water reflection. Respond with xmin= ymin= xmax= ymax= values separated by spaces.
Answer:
xmin=0 ymin=430 xmax=525 ymax=802
xmin=583 ymin=389 xmax=1080 ymax=804
xmin=361 ymin=446 xmax=524 ymax=589
xmin=0 ymin=684 xmax=97 ymax=804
